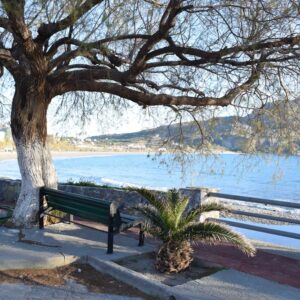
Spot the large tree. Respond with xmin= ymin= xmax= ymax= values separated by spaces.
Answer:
xmin=0 ymin=0 xmax=299 ymax=227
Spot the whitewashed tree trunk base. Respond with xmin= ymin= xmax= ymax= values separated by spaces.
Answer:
xmin=12 ymin=139 xmax=57 ymax=227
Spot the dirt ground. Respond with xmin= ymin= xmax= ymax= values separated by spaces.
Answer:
xmin=0 ymin=263 xmax=155 ymax=300
xmin=116 ymin=252 xmax=221 ymax=286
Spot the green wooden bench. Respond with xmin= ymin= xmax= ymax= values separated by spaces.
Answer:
xmin=39 ymin=187 xmax=145 ymax=254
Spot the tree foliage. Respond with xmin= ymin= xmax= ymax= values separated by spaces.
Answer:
xmin=0 ymin=0 xmax=298 ymax=151
xmin=0 ymin=1 xmax=298 ymax=109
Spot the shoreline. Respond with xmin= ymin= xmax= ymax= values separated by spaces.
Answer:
xmin=221 ymin=202 xmax=300 ymax=225
xmin=0 ymin=150 xmax=153 ymax=162
xmin=0 ymin=149 xmax=238 ymax=162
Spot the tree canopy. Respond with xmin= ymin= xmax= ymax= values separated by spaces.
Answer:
xmin=0 ymin=0 xmax=299 ymax=111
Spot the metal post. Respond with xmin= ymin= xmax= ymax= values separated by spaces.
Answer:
xmin=69 ymin=214 xmax=74 ymax=223
xmin=107 ymin=216 xmax=114 ymax=254
xmin=39 ymin=190 xmax=44 ymax=229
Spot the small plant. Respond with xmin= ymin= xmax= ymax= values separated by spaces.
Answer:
xmin=134 ymin=189 xmax=256 ymax=273
xmin=65 ymin=178 xmax=126 ymax=190
xmin=66 ymin=179 xmax=100 ymax=187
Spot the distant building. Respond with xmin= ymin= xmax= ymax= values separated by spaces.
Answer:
xmin=0 ymin=129 xmax=6 ymax=142
xmin=127 ymin=143 xmax=147 ymax=150
xmin=0 ymin=127 xmax=13 ymax=146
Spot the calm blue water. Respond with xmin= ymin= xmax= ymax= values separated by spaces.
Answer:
xmin=0 ymin=153 xmax=299 ymax=202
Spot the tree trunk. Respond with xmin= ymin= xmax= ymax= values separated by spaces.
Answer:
xmin=10 ymin=83 xmax=57 ymax=227
xmin=155 ymin=240 xmax=193 ymax=273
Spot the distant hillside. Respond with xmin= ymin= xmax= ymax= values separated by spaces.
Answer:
xmin=89 ymin=99 xmax=300 ymax=154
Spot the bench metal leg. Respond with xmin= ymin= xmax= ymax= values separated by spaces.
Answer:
xmin=107 ymin=224 xmax=114 ymax=254
xmin=138 ymin=224 xmax=145 ymax=247
xmin=39 ymin=193 xmax=44 ymax=229
xmin=39 ymin=213 xmax=44 ymax=229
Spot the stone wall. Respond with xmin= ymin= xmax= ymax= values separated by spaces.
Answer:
xmin=58 ymin=184 xmax=148 ymax=213
xmin=0 ymin=178 xmax=21 ymax=204
xmin=0 ymin=178 xmax=219 ymax=218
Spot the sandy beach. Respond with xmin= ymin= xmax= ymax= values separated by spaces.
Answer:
xmin=0 ymin=149 xmax=238 ymax=162
xmin=0 ymin=150 xmax=150 ymax=161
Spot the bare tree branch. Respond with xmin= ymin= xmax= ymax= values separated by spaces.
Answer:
xmin=37 ymin=0 xmax=104 ymax=41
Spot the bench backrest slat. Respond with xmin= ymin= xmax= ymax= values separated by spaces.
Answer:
xmin=41 ymin=187 xmax=121 ymax=227
xmin=43 ymin=188 xmax=111 ymax=207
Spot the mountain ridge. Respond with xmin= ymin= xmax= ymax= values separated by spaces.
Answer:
xmin=88 ymin=100 xmax=300 ymax=154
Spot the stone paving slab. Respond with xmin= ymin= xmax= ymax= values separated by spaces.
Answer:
xmin=0 ymin=282 xmax=143 ymax=300
xmin=89 ymin=255 xmax=300 ymax=300
xmin=0 ymin=223 xmax=154 ymax=270
xmin=174 ymin=269 xmax=300 ymax=300
xmin=1 ymin=223 xmax=300 ymax=300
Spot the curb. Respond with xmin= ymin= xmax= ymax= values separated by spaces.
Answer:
xmin=87 ymin=256 xmax=199 ymax=300
xmin=0 ymin=254 xmax=79 ymax=271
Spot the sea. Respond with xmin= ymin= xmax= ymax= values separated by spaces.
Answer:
xmin=0 ymin=153 xmax=299 ymax=202
xmin=1 ymin=153 xmax=300 ymax=248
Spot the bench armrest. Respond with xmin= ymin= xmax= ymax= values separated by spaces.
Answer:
xmin=119 ymin=213 xmax=144 ymax=232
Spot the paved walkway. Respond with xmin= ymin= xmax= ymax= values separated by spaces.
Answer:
xmin=0 ymin=223 xmax=300 ymax=299
xmin=0 ymin=282 xmax=142 ymax=300
xmin=173 ymin=269 xmax=300 ymax=300
xmin=0 ymin=223 xmax=153 ymax=270
xmin=115 ymin=224 xmax=300 ymax=289
xmin=104 ymin=221 xmax=300 ymax=289
xmin=194 ymin=243 xmax=300 ymax=289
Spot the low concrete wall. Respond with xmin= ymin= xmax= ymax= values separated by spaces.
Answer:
xmin=0 ymin=178 xmax=219 ymax=217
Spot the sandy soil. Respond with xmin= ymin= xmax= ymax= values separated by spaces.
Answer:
xmin=0 ymin=263 xmax=154 ymax=300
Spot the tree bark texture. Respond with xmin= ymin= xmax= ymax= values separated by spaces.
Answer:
xmin=10 ymin=83 xmax=57 ymax=227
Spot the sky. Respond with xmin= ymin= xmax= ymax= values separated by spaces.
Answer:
xmin=48 ymin=103 xmax=156 ymax=137
xmin=47 ymin=96 xmax=175 ymax=138
xmin=1 ymin=86 xmax=167 ymax=137
xmin=1 ymin=86 xmax=252 ymax=139
xmin=46 ymin=93 xmax=240 ymax=138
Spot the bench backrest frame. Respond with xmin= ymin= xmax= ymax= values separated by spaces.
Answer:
xmin=40 ymin=187 xmax=122 ymax=230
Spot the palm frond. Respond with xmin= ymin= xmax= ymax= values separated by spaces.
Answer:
xmin=180 ymin=202 xmax=228 ymax=227
xmin=132 ymin=188 xmax=166 ymax=216
xmin=134 ymin=205 xmax=163 ymax=228
xmin=134 ymin=205 xmax=170 ymax=240
xmin=199 ymin=202 xmax=228 ymax=214
xmin=178 ymin=221 xmax=256 ymax=256
xmin=167 ymin=189 xmax=180 ymax=210
xmin=173 ymin=196 xmax=189 ymax=229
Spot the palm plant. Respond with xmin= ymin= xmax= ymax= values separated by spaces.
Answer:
xmin=134 ymin=189 xmax=256 ymax=273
